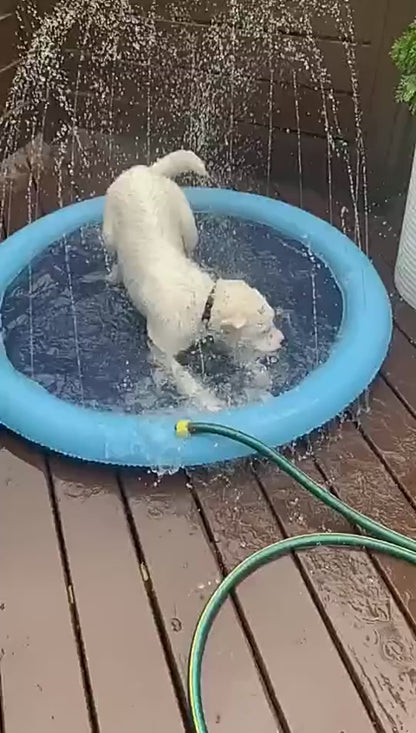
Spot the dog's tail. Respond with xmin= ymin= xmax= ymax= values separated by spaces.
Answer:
xmin=150 ymin=150 xmax=208 ymax=180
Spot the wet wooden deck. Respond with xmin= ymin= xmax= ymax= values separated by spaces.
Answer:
xmin=1 ymin=142 xmax=416 ymax=732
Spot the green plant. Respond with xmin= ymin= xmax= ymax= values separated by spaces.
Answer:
xmin=391 ymin=20 xmax=416 ymax=115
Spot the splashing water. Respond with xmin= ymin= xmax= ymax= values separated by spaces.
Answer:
xmin=0 ymin=0 xmax=369 ymax=414
xmin=2 ymin=216 xmax=342 ymax=413
xmin=2 ymin=0 xmax=368 ymax=222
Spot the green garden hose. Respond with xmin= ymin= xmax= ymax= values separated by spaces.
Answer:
xmin=175 ymin=420 xmax=416 ymax=733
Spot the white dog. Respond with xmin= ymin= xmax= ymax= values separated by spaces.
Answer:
xmin=103 ymin=150 xmax=284 ymax=410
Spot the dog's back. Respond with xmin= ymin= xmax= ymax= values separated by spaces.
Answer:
xmin=103 ymin=166 xmax=181 ymax=254
xmin=103 ymin=149 xmax=207 ymax=259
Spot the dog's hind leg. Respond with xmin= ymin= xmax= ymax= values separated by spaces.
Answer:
xmin=107 ymin=262 xmax=122 ymax=285
xmin=102 ymin=198 xmax=117 ymax=255
xmin=102 ymin=197 xmax=121 ymax=283
xmin=176 ymin=192 xmax=199 ymax=257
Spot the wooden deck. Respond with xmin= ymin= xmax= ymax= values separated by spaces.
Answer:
xmin=1 ymin=141 xmax=416 ymax=732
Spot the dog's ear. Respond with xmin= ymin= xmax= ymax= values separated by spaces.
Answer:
xmin=220 ymin=315 xmax=246 ymax=331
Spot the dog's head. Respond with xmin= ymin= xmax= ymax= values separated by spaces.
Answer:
xmin=211 ymin=280 xmax=284 ymax=356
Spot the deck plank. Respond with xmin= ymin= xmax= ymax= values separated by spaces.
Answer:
xmin=191 ymin=463 xmax=377 ymax=733
xmin=121 ymin=469 xmax=280 ymax=732
xmin=382 ymin=329 xmax=416 ymax=415
xmin=2 ymin=173 xmax=34 ymax=235
xmin=0 ymin=435 xmax=91 ymax=733
xmin=359 ymin=377 xmax=416 ymax=502
xmin=48 ymin=456 xmax=185 ymax=733
xmin=314 ymin=422 xmax=416 ymax=626
xmin=371 ymin=251 xmax=416 ymax=344
xmin=71 ymin=131 xmax=141 ymax=199
xmin=36 ymin=130 xmax=141 ymax=209
xmin=35 ymin=153 xmax=77 ymax=214
xmin=256 ymin=453 xmax=416 ymax=733
xmin=0 ymin=136 xmax=55 ymax=236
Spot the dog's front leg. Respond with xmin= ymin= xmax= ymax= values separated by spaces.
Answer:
xmin=230 ymin=350 xmax=273 ymax=394
xmin=247 ymin=360 xmax=272 ymax=391
xmin=149 ymin=342 xmax=223 ymax=412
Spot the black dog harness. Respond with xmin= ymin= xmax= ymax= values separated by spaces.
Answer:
xmin=201 ymin=284 xmax=216 ymax=328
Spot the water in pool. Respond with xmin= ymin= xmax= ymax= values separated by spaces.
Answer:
xmin=1 ymin=215 xmax=342 ymax=413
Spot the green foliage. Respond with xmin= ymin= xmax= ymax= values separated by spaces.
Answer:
xmin=391 ymin=20 xmax=416 ymax=115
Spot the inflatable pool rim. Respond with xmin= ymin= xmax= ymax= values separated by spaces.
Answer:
xmin=0 ymin=188 xmax=392 ymax=467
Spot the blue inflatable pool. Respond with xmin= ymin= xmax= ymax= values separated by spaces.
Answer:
xmin=0 ymin=189 xmax=392 ymax=467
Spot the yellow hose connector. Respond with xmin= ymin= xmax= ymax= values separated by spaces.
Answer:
xmin=175 ymin=420 xmax=190 ymax=437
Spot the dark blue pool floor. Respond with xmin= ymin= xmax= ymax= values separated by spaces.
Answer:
xmin=0 ymin=215 xmax=342 ymax=413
